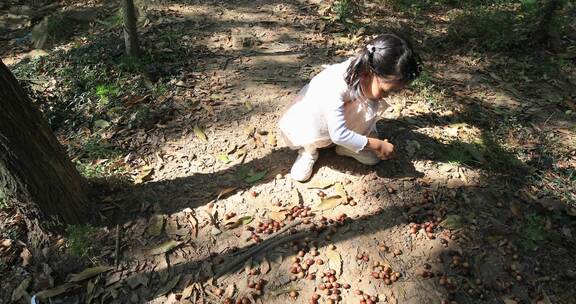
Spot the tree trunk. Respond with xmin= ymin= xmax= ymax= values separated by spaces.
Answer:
xmin=534 ymin=0 xmax=562 ymax=44
xmin=0 ymin=60 xmax=91 ymax=245
xmin=122 ymin=0 xmax=140 ymax=57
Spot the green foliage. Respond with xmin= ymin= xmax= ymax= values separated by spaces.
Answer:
xmin=66 ymin=224 xmax=96 ymax=257
xmin=518 ymin=212 xmax=547 ymax=251
xmin=332 ymin=0 xmax=354 ymax=20
xmin=82 ymin=137 xmax=120 ymax=160
xmin=95 ymin=84 xmax=120 ymax=105
xmin=448 ymin=8 xmax=517 ymax=51
xmin=101 ymin=9 xmax=124 ymax=30
xmin=71 ymin=137 xmax=124 ymax=179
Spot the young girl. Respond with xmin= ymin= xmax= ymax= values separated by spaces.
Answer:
xmin=279 ymin=34 xmax=421 ymax=181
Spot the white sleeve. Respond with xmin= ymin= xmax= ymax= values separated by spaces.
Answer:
xmin=325 ymin=97 xmax=368 ymax=153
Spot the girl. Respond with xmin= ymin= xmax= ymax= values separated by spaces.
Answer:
xmin=279 ymin=34 xmax=421 ymax=182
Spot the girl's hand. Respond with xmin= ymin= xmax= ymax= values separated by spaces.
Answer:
xmin=367 ymin=138 xmax=395 ymax=160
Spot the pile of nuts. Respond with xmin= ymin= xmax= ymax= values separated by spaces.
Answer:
xmin=314 ymin=269 xmax=350 ymax=304
xmin=354 ymin=290 xmax=379 ymax=304
xmin=370 ymin=261 xmax=401 ymax=285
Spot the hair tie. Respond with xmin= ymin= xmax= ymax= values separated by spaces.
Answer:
xmin=366 ymin=44 xmax=376 ymax=54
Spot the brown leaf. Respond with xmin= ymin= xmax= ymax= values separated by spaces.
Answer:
xmin=260 ymin=257 xmax=271 ymax=274
xmin=315 ymin=196 xmax=342 ymax=211
xmin=334 ymin=182 xmax=347 ymax=201
xmin=224 ymin=283 xmax=236 ymax=298
xmin=502 ymin=297 xmax=518 ymax=304
xmin=510 ymin=201 xmax=522 ymax=218
xmin=68 ymin=266 xmax=113 ymax=282
xmin=217 ymin=187 xmax=237 ymax=200
xmin=326 ymin=249 xmax=342 ymax=275
xmin=306 ymin=180 xmax=335 ymax=189
xmin=267 ymin=132 xmax=277 ymax=146
xmin=0 ymin=238 xmax=12 ymax=249
xmin=134 ymin=165 xmax=154 ymax=184
xmin=269 ymin=211 xmax=286 ymax=222
xmin=20 ymin=247 xmax=32 ymax=266
xmin=126 ymin=273 xmax=149 ymax=289
xmin=193 ymin=125 xmax=208 ymax=143
xmin=147 ymin=214 xmax=165 ymax=237
xmin=181 ymin=283 xmax=194 ymax=299
xmin=289 ymin=188 xmax=301 ymax=206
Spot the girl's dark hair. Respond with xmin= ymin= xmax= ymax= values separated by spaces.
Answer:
xmin=345 ymin=34 xmax=422 ymax=97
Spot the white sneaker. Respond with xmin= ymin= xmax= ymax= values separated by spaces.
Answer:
xmin=335 ymin=146 xmax=380 ymax=165
xmin=290 ymin=150 xmax=318 ymax=182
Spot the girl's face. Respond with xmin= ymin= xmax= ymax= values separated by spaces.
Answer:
xmin=363 ymin=73 xmax=405 ymax=100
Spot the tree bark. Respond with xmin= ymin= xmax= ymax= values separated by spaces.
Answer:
xmin=534 ymin=0 xmax=562 ymax=44
xmin=122 ymin=0 xmax=140 ymax=57
xmin=0 ymin=60 xmax=91 ymax=245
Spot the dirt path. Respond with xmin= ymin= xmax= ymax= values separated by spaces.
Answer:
xmin=1 ymin=0 xmax=575 ymax=303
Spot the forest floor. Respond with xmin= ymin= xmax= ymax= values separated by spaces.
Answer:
xmin=1 ymin=0 xmax=575 ymax=303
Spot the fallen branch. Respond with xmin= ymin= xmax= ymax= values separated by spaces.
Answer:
xmin=215 ymin=219 xmax=304 ymax=278
xmin=115 ymin=224 xmax=121 ymax=268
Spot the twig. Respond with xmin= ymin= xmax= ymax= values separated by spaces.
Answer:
xmin=115 ymin=224 xmax=121 ymax=268
xmin=215 ymin=219 xmax=304 ymax=278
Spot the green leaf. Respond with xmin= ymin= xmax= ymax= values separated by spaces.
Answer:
xmin=217 ymin=154 xmax=231 ymax=164
xmin=93 ymin=119 xmax=110 ymax=130
xmin=245 ymin=100 xmax=253 ymax=111
xmin=244 ymin=170 xmax=268 ymax=183
xmin=149 ymin=240 xmax=182 ymax=255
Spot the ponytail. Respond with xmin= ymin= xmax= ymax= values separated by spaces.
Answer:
xmin=345 ymin=34 xmax=422 ymax=98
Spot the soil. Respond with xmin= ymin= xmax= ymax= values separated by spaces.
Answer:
xmin=1 ymin=0 xmax=575 ymax=303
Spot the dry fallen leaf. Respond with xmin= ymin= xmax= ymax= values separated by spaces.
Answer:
xmin=224 ymin=216 xmax=254 ymax=229
xmin=68 ymin=266 xmax=113 ymax=282
xmin=326 ymin=249 xmax=342 ymax=275
xmin=269 ymin=211 xmax=287 ymax=222
xmin=502 ymin=297 xmax=518 ymax=304
xmin=134 ymin=165 xmax=153 ymax=184
xmin=267 ymin=132 xmax=277 ymax=146
xmin=147 ymin=214 xmax=165 ymax=237
xmin=217 ymin=187 xmax=237 ymax=200
xmin=193 ymin=125 xmax=208 ymax=143
xmin=224 ymin=283 xmax=236 ymax=298
xmin=149 ymin=240 xmax=182 ymax=255
xmin=20 ymin=247 xmax=32 ymax=267
xmin=316 ymin=196 xmax=342 ymax=211
xmin=126 ymin=273 xmax=150 ymax=289
xmin=260 ymin=257 xmax=271 ymax=274
xmin=306 ymin=180 xmax=335 ymax=189
xmin=181 ymin=283 xmax=194 ymax=299
xmin=334 ymin=182 xmax=347 ymax=202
